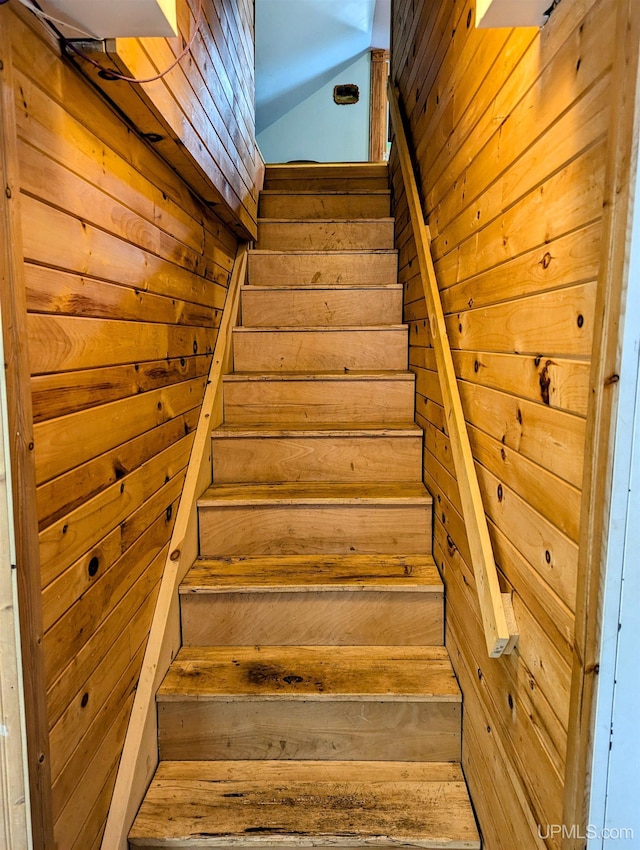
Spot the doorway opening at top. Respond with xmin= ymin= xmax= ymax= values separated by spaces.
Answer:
xmin=255 ymin=0 xmax=390 ymax=164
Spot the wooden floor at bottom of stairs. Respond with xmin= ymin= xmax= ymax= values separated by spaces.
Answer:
xmin=128 ymin=760 xmax=480 ymax=849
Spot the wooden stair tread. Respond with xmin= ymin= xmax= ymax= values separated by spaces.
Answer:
xmin=198 ymin=482 xmax=432 ymax=506
xmin=249 ymin=248 xmax=398 ymax=255
xmin=129 ymin=760 xmax=480 ymax=849
xmin=258 ymin=217 xmax=395 ymax=224
xmin=157 ymin=646 xmax=460 ymax=702
xmin=264 ymin=163 xmax=390 ymax=176
xmin=233 ymin=325 xmax=407 ymax=333
xmin=242 ymin=284 xmax=402 ymax=291
xmin=223 ymin=370 xmax=415 ymax=382
xmin=212 ymin=423 xmax=422 ymax=437
xmin=259 ymin=189 xmax=391 ymax=196
xmin=180 ymin=554 xmax=442 ymax=594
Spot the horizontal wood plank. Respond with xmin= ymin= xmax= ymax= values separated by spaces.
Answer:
xmin=129 ymin=760 xmax=480 ymax=849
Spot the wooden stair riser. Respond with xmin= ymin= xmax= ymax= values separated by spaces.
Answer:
xmin=257 ymin=220 xmax=395 ymax=251
xmin=262 ymin=163 xmax=390 ymax=192
xmin=222 ymin=374 xmax=416 ymax=425
xmin=232 ymin=328 xmax=408 ymax=371
xmin=197 ymin=504 xmax=432 ymax=556
xmin=248 ymin=250 xmax=398 ymax=287
xmin=258 ymin=192 xmax=391 ymax=220
xmin=211 ymin=432 xmax=423 ymax=483
xmin=180 ymin=590 xmax=444 ymax=646
xmin=241 ymin=286 xmax=403 ymax=327
xmin=158 ymin=700 xmax=460 ymax=762
xmin=263 ymin=176 xmax=390 ymax=191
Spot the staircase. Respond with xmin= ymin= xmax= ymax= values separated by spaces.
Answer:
xmin=129 ymin=163 xmax=481 ymax=850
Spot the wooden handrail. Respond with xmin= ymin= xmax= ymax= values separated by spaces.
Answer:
xmin=387 ymin=81 xmax=518 ymax=658
xmin=101 ymin=243 xmax=249 ymax=850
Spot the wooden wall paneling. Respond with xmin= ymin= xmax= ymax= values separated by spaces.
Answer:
xmin=42 ymin=447 xmax=190 ymax=687
xmin=448 ymin=608 xmax=565 ymax=847
xmin=474 ymin=463 xmax=578 ymax=613
xmin=176 ymin=0 xmax=255 ymax=169
xmin=389 ymin=81 xmax=515 ymax=656
xmin=440 ymin=223 xmax=602 ymax=314
xmin=135 ymin=32 xmax=255 ymax=199
xmin=0 ymin=15 xmax=54 ymax=848
xmin=14 ymin=4 xmax=255 ymax=235
xmin=66 ymin=721 xmax=128 ymax=850
xmin=4 ymin=6 xmax=244 ymax=845
xmin=17 ymin=143 xmax=214 ymax=278
xmin=30 ymin=355 xmax=211 ymax=423
xmin=40 ymin=435 xmax=193 ymax=587
xmin=54 ymin=685 xmax=137 ymax=848
xmin=194 ymin=1 xmax=254 ymax=145
xmin=50 ymin=640 xmax=147 ymax=813
xmin=409 ymin=348 xmax=587 ymax=490
xmin=433 ymin=525 xmax=568 ymax=770
xmin=431 ymin=139 xmax=609 ymax=275
xmin=100 ymin=245 xmax=247 ymax=850
xmin=28 ymin=313 xmax=215 ymax=375
xmin=449 ymin=626 xmax=550 ymax=850
xmin=457 ymin=382 xmax=587 ymax=489
xmin=487 ymin=520 xmax=575 ymax=659
xmin=437 ymin=350 xmax=588 ymax=419
xmin=24 ymin=266 xmax=222 ymax=329
xmin=563 ymin=1 xmax=640 ymax=845
xmin=423 ymin=0 xmax=607 ymax=219
xmin=411 ymin=17 xmax=514 ymax=177
xmin=398 ymin=0 xmax=469 ymax=129
xmin=8 ymin=10 xmax=206 ymax=223
xmin=36 ymin=409 xmax=198 ymax=532
xmin=48 ymin=549 xmax=166 ymax=844
xmin=441 ymin=537 xmax=567 ymax=770
xmin=79 ymin=44 xmax=253 ymax=233
xmin=0 ymin=156 xmax=30 ymax=850
xmin=444 ymin=282 xmax=596 ymax=357
xmin=48 ymin=560 xmax=163 ymax=822
xmin=431 ymin=69 xmax=612 ymax=245
xmin=391 ymin=0 xmax=616 ymax=842
xmin=424 ymin=448 xmax=574 ymax=667
xmin=64 ymin=0 xmax=258 ymax=239
xmin=467 ymin=424 xmax=583 ymax=544
xmin=434 ymin=140 xmax=607 ymax=286
xmin=191 ymin=0 xmax=256 ymax=168
xmin=33 ymin=377 xmax=205 ymax=485
xmin=46 ymin=543 xmax=166 ymax=733
xmin=20 ymin=195 xmax=222 ymax=302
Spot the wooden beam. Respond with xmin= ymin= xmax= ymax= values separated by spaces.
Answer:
xmin=0 ymin=15 xmax=54 ymax=849
xmin=562 ymin=1 xmax=640 ymax=845
xmin=369 ymin=50 xmax=390 ymax=162
xmin=0 ymin=271 xmax=30 ymax=850
xmin=387 ymin=80 xmax=517 ymax=658
xmin=100 ymin=242 xmax=248 ymax=850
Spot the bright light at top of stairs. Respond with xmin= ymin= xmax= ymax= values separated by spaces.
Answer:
xmin=39 ymin=0 xmax=178 ymax=38
xmin=475 ymin=0 xmax=552 ymax=28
